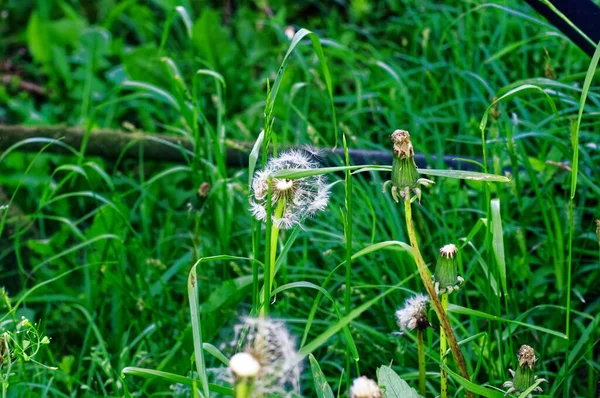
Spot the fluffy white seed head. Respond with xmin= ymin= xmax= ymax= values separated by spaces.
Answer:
xmin=229 ymin=352 xmax=260 ymax=378
xmin=395 ymin=293 xmax=430 ymax=332
xmin=250 ymin=149 xmax=330 ymax=229
xmin=350 ymin=376 xmax=382 ymax=398
xmin=232 ymin=317 xmax=301 ymax=396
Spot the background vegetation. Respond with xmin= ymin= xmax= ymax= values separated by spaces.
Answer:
xmin=0 ymin=0 xmax=599 ymax=396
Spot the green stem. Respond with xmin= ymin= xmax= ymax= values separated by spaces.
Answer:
xmin=234 ymin=379 xmax=254 ymax=398
xmin=403 ymin=199 xmax=472 ymax=398
xmin=417 ymin=328 xmax=426 ymax=396
xmin=440 ymin=293 xmax=449 ymax=398
xmin=260 ymin=197 xmax=285 ymax=317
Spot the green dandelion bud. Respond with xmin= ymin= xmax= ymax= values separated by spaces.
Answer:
xmin=503 ymin=345 xmax=547 ymax=396
xmin=433 ymin=244 xmax=464 ymax=295
xmin=595 ymin=219 xmax=600 ymax=244
xmin=383 ymin=130 xmax=434 ymax=203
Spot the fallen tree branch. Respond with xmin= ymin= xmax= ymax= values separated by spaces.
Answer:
xmin=0 ymin=124 xmax=477 ymax=170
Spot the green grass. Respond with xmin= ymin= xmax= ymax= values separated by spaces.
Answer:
xmin=1 ymin=0 xmax=599 ymax=397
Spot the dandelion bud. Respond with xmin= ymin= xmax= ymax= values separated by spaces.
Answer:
xmin=250 ymin=149 xmax=330 ymax=229
xmin=503 ymin=345 xmax=547 ymax=396
xmin=395 ymin=293 xmax=430 ymax=332
xmin=433 ymin=244 xmax=464 ymax=295
xmin=350 ymin=376 xmax=382 ymax=398
xmin=595 ymin=219 xmax=600 ymax=243
xmin=385 ymin=130 xmax=433 ymax=202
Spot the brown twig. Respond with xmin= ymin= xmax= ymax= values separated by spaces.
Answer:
xmin=0 ymin=125 xmax=479 ymax=170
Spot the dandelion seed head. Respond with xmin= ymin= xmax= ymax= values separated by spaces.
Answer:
xmin=250 ymin=149 xmax=330 ymax=229
xmin=395 ymin=293 xmax=430 ymax=332
xmin=350 ymin=376 xmax=381 ymax=398
xmin=231 ymin=317 xmax=301 ymax=396
xmin=229 ymin=352 xmax=260 ymax=378
xmin=517 ymin=345 xmax=537 ymax=368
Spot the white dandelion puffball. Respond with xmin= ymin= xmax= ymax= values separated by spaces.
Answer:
xmin=350 ymin=376 xmax=382 ymax=398
xmin=229 ymin=352 xmax=260 ymax=378
xmin=233 ymin=317 xmax=302 ymax=395
xmin=250 ymin=149 xmax=330 ymax=229
xmin=395 ymin=293 xmax=430 ymax=332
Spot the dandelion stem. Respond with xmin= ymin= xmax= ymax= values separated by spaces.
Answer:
xmin=233 ymin=380 xmax=253 ymax=398
xmin=417 ymin=328 xmax=426 ymax=396
xmin=269 ymin=199 xmax=285 ymax=286
xmin=261 ymin=197 xmax=285 ymax=316
xmin=403 ymin=199 xmax=472 ymax=398
xmin=440 ymin=293 xmax=449 ymax=398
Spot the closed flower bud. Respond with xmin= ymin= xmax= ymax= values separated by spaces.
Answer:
xmin=595 ymin=219 xmax=600 ymax=243
xmin=433 ymin=244 xmax=464 ymax=295
xmin=384 ymin=130 xmax=433 ymax=202
xmin=503 ymin=345 xmax=547 ymax=396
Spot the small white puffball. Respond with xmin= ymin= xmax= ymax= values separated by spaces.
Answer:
xmin=350 ymin=376 xmax=382 ymax=398
xmin=229 ymin=352 xmax=260 ymax=378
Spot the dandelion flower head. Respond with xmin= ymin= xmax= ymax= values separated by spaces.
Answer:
xmin=250 ymin=148 xmax=330 ymax=229
xmin=395 ymin=293 xmax=430 ymax=332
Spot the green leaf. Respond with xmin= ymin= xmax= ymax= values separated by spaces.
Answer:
xmin=376 ymin=365 xmax=420 ymax=398
xmin=121 ymin=367 xmax=233 ymax=395
xmin=490 ymin=199 xmax=508 ymax=297
xmin=570 ymin=40 xmax=600 ymax=199
xmin=447 ymin=304 xmax=567 ymax=339
xmin=309 ymin=354 xmax=335 ymax=398
xmin=441 ymin=363 xmax=505 ymax=398
xmin=416 ymin=168 xmax=510 ymax=182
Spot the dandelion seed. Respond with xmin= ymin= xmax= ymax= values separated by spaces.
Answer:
xmin=250 ymin=149 xmax=330 ymax=229
xmin=384 ymin=130 xmax=434 ymax=202
xmin=230 ymin=317 xmax=301 ymax=396
xmin=395 ymin=293 xmax=430 ymax=333
xmin=503 ymin=345 xmax=547 ymax=396
xmin=433 ymin=244 xmax=464 ymax=295
xmin=350 ymin=376 xmax=382 ymax=398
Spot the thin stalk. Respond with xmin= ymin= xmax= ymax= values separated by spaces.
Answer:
xmin=261 ymin=196 xmax=285 ymax=316
xmin=269 ymin=199 xmax=285 ymax=286
xmin=344 ymin=134 xmax=354 ymax=389
xmin=403 ymin=199 xmax=472 ymax=398
xmin=417 ymin=328 xmax=426 ymax=396
xmin=234 ymin=380 xmax=254 ymax=398
xmin=440 ymin=293 xmax=449 ymax=398
xmin=261 ymin=182 xmax=274 ymax=317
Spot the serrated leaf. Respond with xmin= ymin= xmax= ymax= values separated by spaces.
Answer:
xmin=377 ymin=365 xmax=421 ymax=398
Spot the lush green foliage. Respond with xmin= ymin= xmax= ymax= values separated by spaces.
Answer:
xmin=1 ymin=0 xmax=599 ymax=397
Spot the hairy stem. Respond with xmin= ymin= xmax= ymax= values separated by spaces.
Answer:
xmin=417 ymin=328 xmax=426 ymax=396
xmin=403 ymin=199 xmax=472 ymax=397
xmin=440 ymin=293 xmax=449 ymax=398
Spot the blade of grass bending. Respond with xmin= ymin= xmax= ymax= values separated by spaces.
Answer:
xmin=272 ymin=281 xmax=358 ymax=362
xmin=121 ymin=367 xmax=233 ymax=395
xmin=440 ymin=363 xmax=505 ymax=398
xmin=571 ymin=40 xmax=600 ymax=199
xmin=298 ymin=279 xmax=407 ymax=360
xmin=301 ymin=240 xmax=413 ymax=347
xmin=565 ymin=40 xmax=600 ymax=398
xmin=268 ymin=28 xmax=337 ymax=147
xmin=273 ymin=165 xmax=510 ymax=182
xmin=447 ymin=304 xmax=566 ymax=339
